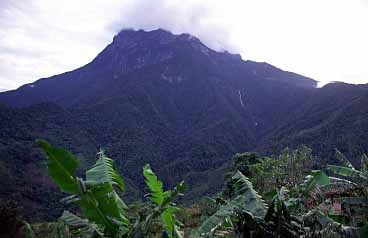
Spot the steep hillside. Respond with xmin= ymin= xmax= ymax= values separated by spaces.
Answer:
xmin=259 ymin=83 xmax=368 ymax=166
xmin=1 ymin=29 xmax=367 ymax=220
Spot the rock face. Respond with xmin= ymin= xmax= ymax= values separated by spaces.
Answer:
xmin=0 ymin=29 xmax=366 ymax=220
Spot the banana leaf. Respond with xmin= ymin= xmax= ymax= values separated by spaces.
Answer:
xmin=37 ymin=139 xmax=79 ymax=193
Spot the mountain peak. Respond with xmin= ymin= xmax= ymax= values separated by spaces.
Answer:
xmin=111 ymin=28 xmax=203 ymax=49
xmin=90 ymin=28 xmax=214 ymax=76
xmin=0 ymin=27 xmax=318 ymax=108
xmin=111 ymin=28 xmax=243 ymax=63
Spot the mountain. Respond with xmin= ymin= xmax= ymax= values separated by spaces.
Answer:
xmin=0 ymin=29 xmax=367 ymax=220
xmin=258 ymin=82 xmax=368 ymax=167
xmin=0 ymin=29 xmax=316 ymax=108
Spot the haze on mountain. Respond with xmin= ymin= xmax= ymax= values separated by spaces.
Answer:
xmin=1 ymin=0 xmax=368 ymax=91
xmin=0 ymin=28 xmax=367 ymax=220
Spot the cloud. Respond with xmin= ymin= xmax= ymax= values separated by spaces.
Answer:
xmin=108 ymin=0 xmax=237 ymax=52
xmin=0 ymin=0 xmax=368 ymax=90
xmin=0 ymin=0 xmax=120 ymax=89
xmin=0 ymin=0 xmax=238 ymax=90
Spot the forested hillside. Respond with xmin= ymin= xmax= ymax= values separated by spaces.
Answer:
xmin=0 ymin=29 xmax=367 ymax=222
xmin=259 ymin=83 xmax=368 ymax=166
xmin=3 ymin=142 xmax=366 ymax=237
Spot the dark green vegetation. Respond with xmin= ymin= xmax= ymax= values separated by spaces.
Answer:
xmin=9 ymin=141 xmax=366 ymax=237
xmin=0 ymin=29 xmax=368 ymax=221
xmin=35 ymin=140 xmax=184 ymax=237
xmin=260 ymin=83 xmax=368 ymax=167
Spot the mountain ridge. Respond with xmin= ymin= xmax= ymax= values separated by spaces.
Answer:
xmin=0 ymin=29 xmax=316 ymax=108
xmin=0 ymin=29 xmax=367 ymax=220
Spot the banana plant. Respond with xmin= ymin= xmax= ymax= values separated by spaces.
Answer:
xmin=301 ymin=170 xmax=331 ymax=196
xmin=328 ymin=150 xmax=368 ymax=183
xmin=302 ymin=209 xmax=346 ymax=238
xmin=37 ymin=140 xmax=129 ymax=237
xmin=263 ymin=188 xmax=300 ymax=237
xmin=139 ymin=164 xmax=184 ymax=238
xmin=38 ymin=140 xmax=186 ymax=238
xmin=327 ymin=151 xmax=368 ymax=227
xmin=193 ymin=171 xmax=267 ymax=237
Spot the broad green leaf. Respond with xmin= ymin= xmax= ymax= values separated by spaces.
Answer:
xmin=196 ymin=172 xmax=267 ymax=236
xmin=86 ymin=150 xmax=125 ymax=192
xmin=328 ymin=165 xmax=360 ymax=178
xmin=84 ymin=151 xmax=129 ymax=228
xmin=37 ymin=139 xmax=79 ymax=193
xmin=75 ymin=154 xmax=129 ymax=236
xmin=311 ymin=170 xmax=330 ymax=186
xmin=39 ymin=143 xmax=129 ymax=236
xmin=143 ymin=164 xmax=165 ymax=205
xmin=267 ymin=187 xmax=292 ymax=222
xmin=263 ymin=189 xmax=277 ymax=201
xmin=302 ymin=170 xmax=330 ymax=195
xmin=161 ymin=208 xmax=175 ymax=238
xmin=60 ymin=211 xmax=89 ymax=227
xmin=335 ymin=149 xmax=354 ymax=169
xmin=77 ymin=183 xmax=129 ymax=235
xmin=197 ymin=195 xmax=256 ymax=236
xmin=231 ymin=171 xmax=267 ymax=217
xmin=196 ymin=200 xmax=234 ymax=236
xmin=60 ymin=211 xmax=103 ymax=237
xmin=329 ymin=176 xmax=357 ymax=186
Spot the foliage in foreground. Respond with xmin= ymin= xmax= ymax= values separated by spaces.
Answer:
xmin=36 ymin=141 xmax=368 ymax=237
xmin=195 ymin=148 xmax=367 ymax=237
xmin=37 ymin=139 xmax=184 ymax=238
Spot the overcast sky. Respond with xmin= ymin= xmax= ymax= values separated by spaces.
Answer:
xmin=1 ymin=0 xmax=368 ymax=90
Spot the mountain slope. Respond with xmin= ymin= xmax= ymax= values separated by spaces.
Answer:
xmin=259 ymin=82 xmax=368 ymax=166
xmin=0 ymin=29 xmax=316 ymax=108
xmin=1 ymin=29 xmax=367 ymax=220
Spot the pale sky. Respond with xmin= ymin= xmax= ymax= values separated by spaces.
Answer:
xmin=1 ymin=0 xmax=368 ymax=90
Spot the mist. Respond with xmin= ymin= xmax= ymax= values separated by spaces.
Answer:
xmin=1 ymin=0 xmax=368 ymax=90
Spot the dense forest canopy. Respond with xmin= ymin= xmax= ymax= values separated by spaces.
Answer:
xmin=1 ymin=141 xmax=367 ymax=237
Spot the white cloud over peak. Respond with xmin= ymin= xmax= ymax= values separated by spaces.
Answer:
xmin=1 ymin=0 xmax=368 ymax=90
